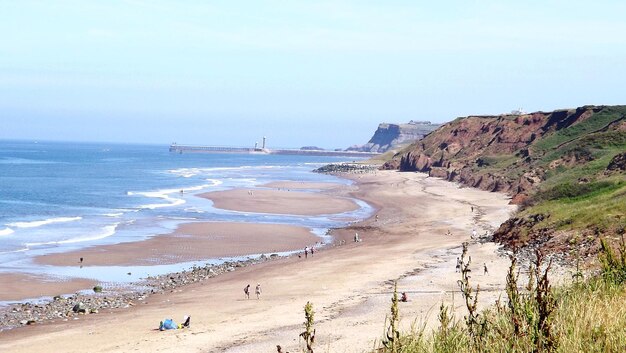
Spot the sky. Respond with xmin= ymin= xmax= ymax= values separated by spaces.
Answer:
xmin=1 ymin=1 xmax=625 ymax=149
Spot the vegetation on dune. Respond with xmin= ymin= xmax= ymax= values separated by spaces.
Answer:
xmin=279 ymin=237 xmax=626 ymax=353
xmin=374 ymin=241 xmax=626 ymax=353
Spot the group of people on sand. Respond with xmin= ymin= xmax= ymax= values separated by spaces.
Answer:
xmin=455 ymin=256 xmax=489 ymax=275
xmin=159 ymin=282 xmax=263 ymax=331
xmin=244 ymin=283 xmax=262 ymax=299
xmin=303 ymin=245 xmax=315 ymax=258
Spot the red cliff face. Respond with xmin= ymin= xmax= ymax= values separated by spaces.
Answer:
xmin=383 ymin=105 xmax=626 ymax=258
xmin=383 ymin=106 xmax=609 ymax=202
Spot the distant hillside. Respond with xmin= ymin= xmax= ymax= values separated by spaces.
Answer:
xmin=347 ymin=121 xmax=440 ymax=153
xmin=383 ymin=105 xmax=626 ymax=259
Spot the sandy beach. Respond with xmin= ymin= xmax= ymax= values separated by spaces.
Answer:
xmin=199 ymin=187 xmax=360 ymax=215
xmin=0 ymin=171 xmax=517 ymax=353
xmin=34 ymin=222 xmax=321 ymax=268
xmin=0 ymin=274 xmax=96 ymax=303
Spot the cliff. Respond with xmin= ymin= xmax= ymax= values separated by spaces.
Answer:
xmin=383 ymin=105 xmax=626 ymax=258
xmin=347 ymin=121 xmax=440 ymax=153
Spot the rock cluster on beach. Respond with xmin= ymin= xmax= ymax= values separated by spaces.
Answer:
xmin=0 ymin=255 xmax=279 ymax=331
xmin=313 ymin=163 xmax=378 ymax=174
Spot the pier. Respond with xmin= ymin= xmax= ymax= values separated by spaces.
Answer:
xmin=169 ymin=144 xmax=264 ymax=154
xmin=169 ymin=143 xmax=380 ymax=158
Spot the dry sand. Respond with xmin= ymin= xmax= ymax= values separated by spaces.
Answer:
xmin=0 ymin=171 xmax=518 ymax=353
xmin=200 ymin=188 xmax=359 ymax=215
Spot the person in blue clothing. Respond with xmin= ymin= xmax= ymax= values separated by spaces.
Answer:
xmin=159 ymin=316 xmax=190 ymax=330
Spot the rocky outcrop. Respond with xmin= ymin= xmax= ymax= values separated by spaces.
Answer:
xmin=383 ymin=105 xmax=625 ymax=202
xmin=314 ymin=163 xmax=379 ymax=174
xmin=348 ymin=121 xmax=441 ymax=153
xmin=607 ymin=152 xmax=626 ymax=173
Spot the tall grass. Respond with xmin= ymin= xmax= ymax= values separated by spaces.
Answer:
xmin=375 ymin=243 xmax=626 ymax=353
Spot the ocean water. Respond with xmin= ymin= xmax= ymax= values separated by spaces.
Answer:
xmin=0 ymin=140 xmax=371 ymax=283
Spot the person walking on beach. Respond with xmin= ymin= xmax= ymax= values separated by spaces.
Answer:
xmin=304 ymin=246 xmax=309 ymax=258
xmin=455 ymin=257 xmax=461 ymax=272
xmin=255 ymin=283 xmax=262 ymax=299
xmin=483 ymin=263 xmax=489 ymax=276
xmin=244 ymin=284 xmax=250 ymax=299
xmin=310 ymin=246 xmax=314 ymax=256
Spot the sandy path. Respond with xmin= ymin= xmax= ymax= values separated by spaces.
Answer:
xmin=0 ymin=171 xmax=516 ymax=353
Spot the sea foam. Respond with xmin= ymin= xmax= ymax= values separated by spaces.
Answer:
xmin=128 ymin=190 xmax=186 ymax=210
xmin=7 ymin=216 xmax=83 ymax=229
xmin=0 ymin=227 xmax=14 ymax=236
xmin=25 ymin=223 xmax=119 ymax=247
xmin=128 ymin=180 xmax=222 ymax=210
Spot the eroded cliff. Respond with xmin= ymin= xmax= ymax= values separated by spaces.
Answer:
xmin=383 ymin=105 xmax=626 ymax=257
xmin=348 ymin=121 xmax=440 ymax=153
xmin=384 ymin=105 xmax=625 ymax=202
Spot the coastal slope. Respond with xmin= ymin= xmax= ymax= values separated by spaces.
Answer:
xmin=383 ymin=105 xmax=626 ymax=257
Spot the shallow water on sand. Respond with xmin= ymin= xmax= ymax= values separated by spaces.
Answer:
xmin=0 ymin=140 xmax=372 ymax=285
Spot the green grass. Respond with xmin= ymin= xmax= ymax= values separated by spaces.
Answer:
xmin=535 ymin=180 xmax=624 ymax=203
xmin=537 ymin=130 xmax=626 ymax=176
xmin=531 ymin=107 xmax=625 ymax=154
xmin=521 ymin=179 xmax=626 ymax=233
xmin=541 ymin=150 xmax=623 ymax=189
xmin=476 ymin=154 xmax=518 ymax=169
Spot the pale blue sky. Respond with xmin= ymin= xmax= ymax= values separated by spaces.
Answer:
xmin=1 ymin=1 xmax=625 ymax=148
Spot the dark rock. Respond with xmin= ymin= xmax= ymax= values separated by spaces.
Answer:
xmin=314 ymin=163 xmax=378 ymax=174
xmin=606 ymin=152 xmax=626 ymax=172
xmin=72 ymin=302 xmax=87 ymax=314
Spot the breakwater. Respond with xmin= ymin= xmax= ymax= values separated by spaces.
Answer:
xmin=169 ymin=143 xmax=380 ymax=157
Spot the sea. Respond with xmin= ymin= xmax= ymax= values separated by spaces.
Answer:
xmin=0 ymin=140 xmax=372 ymax=287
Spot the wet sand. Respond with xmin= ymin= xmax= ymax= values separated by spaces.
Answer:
xmin=1 ymin=171 xmax=518 ymax=353
xmin=200 ymin=188 xmax=359 ymax=215
xmin=0 ymin=274 xmax=96 ymax=303
xmin=261 ymin=181 xmax=346 ymax=190
xmin=35 ymin=222 xmax=321 ymax=267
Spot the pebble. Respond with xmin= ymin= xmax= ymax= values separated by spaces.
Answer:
xmin=0 ymin=254 xmax=279 ymax=331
